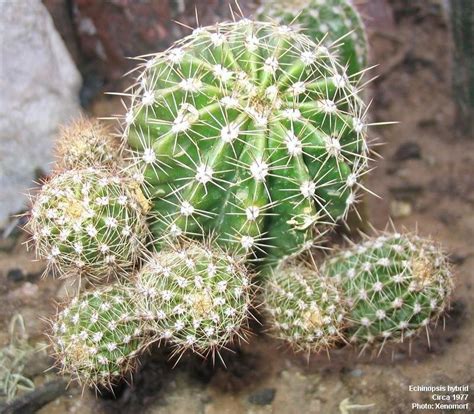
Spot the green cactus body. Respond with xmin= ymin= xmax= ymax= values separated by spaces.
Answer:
xmin=28 ymin=168 xmax=149 ymax=280
xmin=263 ymin=262 xmax=345 ymax=352
xmin=55 ymin=118 xmax=122 ymax=171
xmin=134 ymin=239 xmax=253 ymax=356
xmin=51 ymin=286 xmax=145 ymax=387
xmin=257 ymin=0 xmax=368 ymax=77
xmin=123 ymin=20 xmax=368 ymax=263
xmin=321 ymin=233 xmax=454 ymax=345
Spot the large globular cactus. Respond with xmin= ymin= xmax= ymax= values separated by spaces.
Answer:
xmin=27 ymin=168 xmax=149 ymax=280
xmin=321 ymin=232 xmax=454 ymax=347
xmin=51 ymin=285 xmax=146 ymax=387
xmin=256 ymin=0 xmax=368 ymax=78
xmin=134 ymin=239 xmax=253 ymax=357
xmin=263 ymin=260 xmax=346 ymax=352
xmin=122 ymin=20 xmax=369 ymax=264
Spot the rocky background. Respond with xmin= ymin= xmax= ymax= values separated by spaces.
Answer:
xmin=0 ymin=0 xmax=472 ymax=413
xmin=0 ymin=0 xmax=81 ymax=226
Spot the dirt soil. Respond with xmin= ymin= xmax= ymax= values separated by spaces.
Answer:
xmin=0 ymin=1 xmax=472 ymax=413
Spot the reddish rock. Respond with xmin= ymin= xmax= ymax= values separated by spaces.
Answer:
xmin=70 ymin=0 xmax=254 ymax=82
xmin=73 ymin=0 xmax=173 ymax=80
xmin=353 ymin=0 xmax=395 ymax=32
xmin=43 ymin=0 xmax=255 ymax=104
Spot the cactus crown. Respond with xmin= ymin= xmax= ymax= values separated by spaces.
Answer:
xmin=122 ymin=19 xmax=369 ymax=264
xmin=134 ymin=238 xmax=253 ymax=358
xmin=28 ymin=168 xmax=149 ymax=280
xmin=264 ymin=260 xmax=345 ymax=352
xmin=322 ymin=232 xmax=454 ymax=346
xmin=51 ymin=286 xmax=146 ymax=387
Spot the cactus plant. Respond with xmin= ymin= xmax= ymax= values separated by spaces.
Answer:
xmin=27 ymin=168 xmax=149 ymax=280
xmin=122 ymin=19 xmax=369 ymax=264
xmin=263 ymin=260 xmax=345 ymax=352
xmin=55 ymin=118 xmax=122 ymax=171
xmin=256 ymin=0 xmax=368 ymax=78
xmin=50 ymin=285 xmax=146 ymax=387
xmin=134 ymin=238 xmax=253 ymax=358
xmin=321 ymin=232 xmax=454 ymax=347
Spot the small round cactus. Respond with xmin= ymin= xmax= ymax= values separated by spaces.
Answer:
xmin=321 ymin=232 xmax=454 ymax=347
xmin=122 ymin=19 xmax=369 ymax=263
xmin=55 ymin=117 xmax=122 ymax=170
xmin=51 ymin=285 xmax=146 ymax=387
xmin=27 ymin=168 xmax=149 ymax=280
xmin=257 ymin=0 xmax=368 ymax=77
xmin=134 ymin=239 xmax=253 ymax=357
xmin=263 ymin=261 xmax=346 ymax=352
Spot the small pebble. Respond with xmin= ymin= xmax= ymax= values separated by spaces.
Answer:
xmin=248 ymin=388 xmax=276 ymax=406
xmin=390 ymin=200 xmax=412 ymax=218
xmin=393 ymin=142 xmax=421 ymax=161
xmin=7 ymin=267 xmax=25 ymax=282
xmin=350 ymin=369 xmax=364 ymax=377
xmin=447 ymin=252 xmax=466 ymax=265
xmin=8 ymin=282 xmax=39 ymax=300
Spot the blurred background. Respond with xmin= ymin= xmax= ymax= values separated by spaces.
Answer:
xmin=0 ymin=0 xmax=472 ymax=413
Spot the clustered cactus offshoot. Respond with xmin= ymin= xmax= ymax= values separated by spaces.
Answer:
xmin=321 ymin=232 xmax=454 ymax=348
xmin=135 ymin=239 xmax=253 ymax=359
xmin=54 ymin=118 xmax=122 ymax=171
xmin=51 ymin=285 xmax=146 ymax=387
xmin=28 ymin=168 xmax=149 ymax=280
xmin=264 ymin=260 xmax=346 ymax=353
xmin=24 ymin=3 xmax=455 ymax=391
xmin=264 ymin=232 xmax=453 ymax=353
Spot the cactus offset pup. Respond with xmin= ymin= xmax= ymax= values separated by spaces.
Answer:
xmin=264 ymin=260 xmax=346 ymax=352
xmin=51 ymin=285 xmax=146 ymax=387
xmin=134 ymin=239 xmax=254 ymax=359
xmin=28 ymin=168 xmax=149 ymax=280
xmin=54 ymin=117 xmax=122 ymax=171
xmin=322 ymin=232 xmax=454 ymax=347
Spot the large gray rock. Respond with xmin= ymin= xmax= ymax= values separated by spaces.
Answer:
xmin=0 ymin=0 xmax=81 ymax=226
